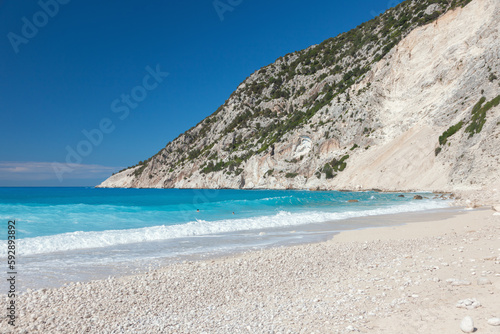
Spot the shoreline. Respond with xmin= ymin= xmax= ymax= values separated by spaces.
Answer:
xmin=15 ymin=203 xmax=455 ymax=292
xmin=2 ymin=207 xmax=499 ymax=333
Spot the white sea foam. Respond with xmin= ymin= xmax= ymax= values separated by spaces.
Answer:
xmin=260 ymin=196 xmax=294 ymax=201
xmin=1 ymin=200 xmax=449 ymax=256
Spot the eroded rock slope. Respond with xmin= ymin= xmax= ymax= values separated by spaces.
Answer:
xmin=99 ymin=0 xmax=500 ymax=202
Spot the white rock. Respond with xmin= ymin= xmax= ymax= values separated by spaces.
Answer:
xmin=487 ymin=318 xmax=500 ymax=326
xmin=477 ymin=277 xmax=492 ymax=285
xmin=424 ymin=3 xmax=442 ymax=15
xmin=460 ymin=316 xmax=474 ymax=333
xmin=97 ymin=0 xmax=500 ymax=206
xmin=456 ymin=298 xmax=481 ymax=310
xmin=451 ymin=280 xmax=471 ymax=286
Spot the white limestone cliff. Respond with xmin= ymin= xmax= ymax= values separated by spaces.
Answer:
xmin=99 ymin=0 xmax=500 ymax=205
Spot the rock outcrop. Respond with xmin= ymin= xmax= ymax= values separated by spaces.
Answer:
xmin=99 ymin=0 xmax=500 ymax=202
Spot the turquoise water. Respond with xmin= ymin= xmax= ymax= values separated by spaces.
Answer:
xmin=0 ymin=187 xmax=449 ymax=289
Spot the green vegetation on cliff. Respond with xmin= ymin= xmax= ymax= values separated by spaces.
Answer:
xmin=121 ymin=0 xmax=475 ymax=179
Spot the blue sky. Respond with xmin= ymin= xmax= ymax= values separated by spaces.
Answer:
xmin=0 ymin=0 xmax=402 ymax=186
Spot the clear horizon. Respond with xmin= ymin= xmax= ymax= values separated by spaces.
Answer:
xmin=0 ymin=0 xmax=403 ymax=186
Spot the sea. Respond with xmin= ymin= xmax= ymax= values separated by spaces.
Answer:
xmin=0 ymin=187 xmax=453 ymax=291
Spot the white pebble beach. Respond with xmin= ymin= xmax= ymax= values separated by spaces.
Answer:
xmin=2 ymin=208 xmax=499 ymax=333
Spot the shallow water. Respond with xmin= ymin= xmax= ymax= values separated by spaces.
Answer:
xmin=0 ymin=187 xmax=451 ymax=290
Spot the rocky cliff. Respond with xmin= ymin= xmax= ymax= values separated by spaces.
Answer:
xmin=98 ymin=0 xmax=500 ymax=203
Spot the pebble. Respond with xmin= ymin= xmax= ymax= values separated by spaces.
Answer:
xmin=449 ymin=279 xmax=472 ymax=286
xmin=460 ymin=316 xmax=474 ymax=333
xmin=488 ymin=318 xmax=500 ymax=326
xmin=477 ymin=277 xmax=492 ymax=285
xmin=456 ymin=298 xmax=481 ymax=310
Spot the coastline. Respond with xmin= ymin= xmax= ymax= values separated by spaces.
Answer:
xmin=2 ymin=207 xmax=499 ymax=333
xmin=14 ymin=202 xmax=454 ymax=292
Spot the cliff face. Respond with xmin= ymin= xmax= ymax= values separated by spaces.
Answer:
xmin=99 ymin=0 xmax=500 ymax=201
